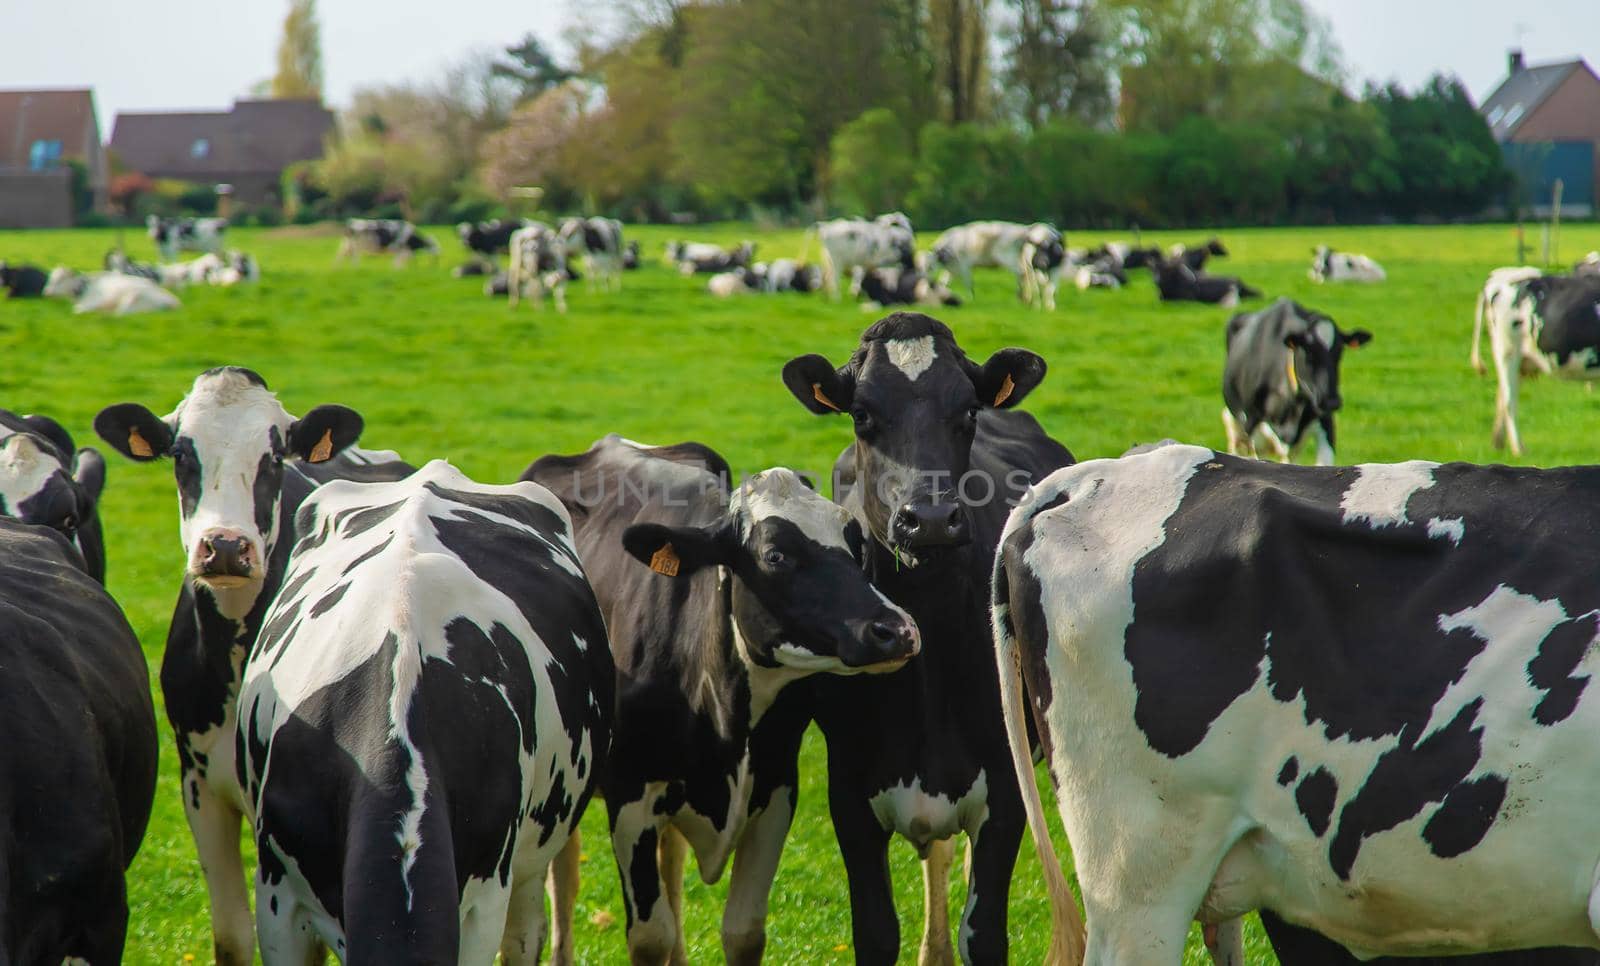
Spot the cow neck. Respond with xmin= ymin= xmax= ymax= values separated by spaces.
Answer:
xmin=718 ymin=563 xmax=803 ymax=731
xmin=682 ymin=565 xmax=754 ymax=746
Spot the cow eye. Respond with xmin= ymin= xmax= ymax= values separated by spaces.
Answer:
xmin=762 ymin=548 xmax=787 ymax=567
xmin=59 ymin=513 xmax=76 ymax=532
xmin=850 ymin=408 xmax=874 ymax=432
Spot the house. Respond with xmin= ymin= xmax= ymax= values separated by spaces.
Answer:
xmin=109 ymin=98 xmax=334 ymax=209
xmin=1481 ymin=50 xmax=1600 ymax=217
xmin=0 ymin=88 xmax=108 ymax=229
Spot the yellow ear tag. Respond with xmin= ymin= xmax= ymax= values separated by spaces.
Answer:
xmin=993 ymin=374 xmax=1015 ymax=407
xmin=308 ymin=429 xmax=334 ymax=463
xmin=649 ymin=543 xmax=681 ymax=577
xmin=1286 ymin=352 xmax=1300 ymax=394
xmin=128 ymin=427 xmax=153 ymax=458
xmin=812 ymin=383 xmax=841 ymax=412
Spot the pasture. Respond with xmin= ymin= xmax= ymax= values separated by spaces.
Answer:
xmin=4 ymin=220 xmax=1600 ymax=964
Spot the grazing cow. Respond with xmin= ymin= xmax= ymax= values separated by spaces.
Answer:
xmin=1310 ymin=245 xmax=1387 ymax=283
xmin=457 ymin=218 xmax=526 ymax=256
xmin=93 ymin=367 xmax=413 ymax=966
xmin=524 ymin=437 xmax=919 ymax=964
xmin=0 ymin=409 xmax=107 ymax=583
xmin=816 ymin=215 xmax=916 ymax=299
xmin=1020 ymin=232 xmax=1069 ymax=310
xmin=337 ymin=218 xmax=441 ymax=266
xmin=1154 ymin=258 xmax=1261 ymax=307
xmin=853 ymin=266 xmax=962 ymax=310
xmin=671 ymin=241 xmax=757 ymax=275
xmin=507 ymin=222 xmax=569 ymax=312
xmin=926 ymin=221 xmax=1063 ymax=299
xmin=0 ymin=518 xmax=158 ymax=964
xmin=44 ymin=267 xmax=181 ymax=314
xmin=559 ymin=216 xmax=626 ymax=291
xmin=622 ymin=239 xmax=642 ymax=270
xmin=1170 ymin=236 xmax=1229 ymax=271
xmin=995 ymin=443 xmax=1600 ymax=965
xmin=148 ymin=215 xmax=228 ymax=261
xmin=759 ymin=258 xmax=822 ymax=294
xmin=781 ymin=314 xmax=1074 ymax=963
xmin=238 ymin=460 xmax=613 ymax=964
xmin=1575 ymin=252 xmax=1600 ymax=277
xmin=1482 ymin=273 xmax=1600 ymax=456
xmin=1 ymin=260 xmax=48 ymax=297
xmin=1222 ymin=298 xmax=1373 ymax=466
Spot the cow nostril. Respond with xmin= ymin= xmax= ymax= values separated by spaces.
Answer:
xmin=868 ymin=619 xmax=900 ymax=644
xmin=894 ymin=507 xmax=920 ymax=534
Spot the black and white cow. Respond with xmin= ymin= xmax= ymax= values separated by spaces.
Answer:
xmin=93 ymin=367 xmax=412 ymax=966
xmin=559 ymin=216 xmax=625 ymax=291
xmin=852 ymin=266 xmax=962 ymax=310
xmin=0 ymin=259 xmax=48 ymax=297
xmin=1481 ymin=272 xmax=1600 ymax=456
xmin=1154 ymin=258 xmax=1261 ymax=306
xmin=0 ymin=408 xmax=107 ymax=583
xmin=149 ymin=215 xmax=228 ymax=261
xmin=815 ymin=215 xmax=916 ymax=300
xmin=1087 ymin=242 xmax=1162 ymax=272
xmin=925 ymin=221 xmax=1062 ymax=301
xmin=507 ymin=222 xmax=569 ymax=312
xmin=670 ymin=241 xmax=757 ymax=275
xmin=1310 ymin=245 xmax=1387 ymax=283
xmin=337 ymin=218 xmax=442 ymax=266
xmin=1222 ymin=298 xmax=1373 ymax=466
xmin=237 ymin=459 xmax=613 ymax=964
xmin=524 ymin=436 xmax=918 ymax=964
xmin=0 ymin=518 xmax=158 ymax=964
xmin=622 ymin=240 xmax=642 ymax=270
xmin=996 ymin=443 xmax=1600 ymax=965
xmin=759 ymin=258 xmax=822 ymax=294
xmin=1171 ymin=236 xmax=1229 ymax=271
xmin=457 ymin=218 xmax=527 ymax=256
xmin=781 ymin=313 xmax=1074 ymax=963
xmin=44 ymin=267 xmax=182 ymax=314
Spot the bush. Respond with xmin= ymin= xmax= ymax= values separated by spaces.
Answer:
xmin=829 ymin=109 xmax=916 ymax=216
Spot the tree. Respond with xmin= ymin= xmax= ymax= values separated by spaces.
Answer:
xmin=999 ymin=0 xmax=1114 ymax=129
xmin=830 ymin=109 xmax=917 ymax=214
xmin=272 ymin=0 xmax=323 ymax=99
xmin=927 ymin=0 xmax=992 ymax=122
xmin=493 ymin=34 xmax=577 ymax=102
xmin=1367 ymin=75 xmax=1507 ymax=218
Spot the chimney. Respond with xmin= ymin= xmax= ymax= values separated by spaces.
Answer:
xmin=1509 ymin=49 xmax=1525 ymax=75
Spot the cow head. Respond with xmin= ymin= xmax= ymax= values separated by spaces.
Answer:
xmin=1285 ymin=305 xmax=1373 ymax=415
xmin=783 ymin=313 xmax=1045 ymax=564
xmin=43 ymin=266 xmax=87 ymax=299
xmin=94 ymin=367 xmax=362 ymax=610
xmin=0 ymin=411 xmax=104 ymax=578
xmin=1205 ymin=237 xmax=1229 ymax=257
xmin=623 ymin=468 xmax=919 ymax=671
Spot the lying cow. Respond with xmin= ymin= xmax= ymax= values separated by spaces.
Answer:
xmin=524 ymin=437 xmax=917 ymax=964
xmin=239 ymin=460 xmax=612 ymax=964
xmin=1088 ymin=242 xmax=1163 ymax=271
xmin=1154 ymin=258 xmax=1261 ymax=307
xmin=44 ymin=267 xmax=181 ymax=314
xmin=997 ymin=443 xmax=1600 ymax=965
xmin=926 ymin=221 xmax=1062 ymax=299
xmin=507 ymin=222 xmax=569 ymax=311
xmin=0 ymin=409 xmax=107 ymax=582
xmin=670 ymin=240 xmax=757 ymax=275
xmin=337 ymin=218 xmax=441 ymax=266
xmin=853 ymin=266 xmax=962 ymax=310
xmin=1222 ymin=297 xmax=1372 ymax=466
xmin=1074 ymin=263 xmax=1124 ymax=290
xmin=148 ymin=215 xmax=227 ymax=261
xmin=816 ymin=214 xmax=915 ymax=299
xmin=707 ymin=267 xmax=760 ymax=298
xmin=759 ymin=258 xmax=822 ymax=293
xmin=559 ymin=216 xmax=625 ymax=291
xmin=1170 ymin=236 xmax=1229 ymax=271
xmin=0 ymin=518 xmax=157 ymax=963
xmin=457 ymin=217 xmax=527 ymax=256
xmin=1311 ymin=245 xmax=1387 ymax=283
xmin=1482 ymin=272 xmax=1600 ymax=456
xmin=622 ymin=239 xmax=641 ymax=270
xmin=1 ymin=260 xmax=48 ymax=297
xmin=104 ymin=248 xmax=170 ymax=285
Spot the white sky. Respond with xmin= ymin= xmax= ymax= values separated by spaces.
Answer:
xmin=0 ymin=0 xmax=1595 ymax=127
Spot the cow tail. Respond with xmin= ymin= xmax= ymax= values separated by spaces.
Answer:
xmin=992 ymin=534 xmax=1086 ymax=965
xmin=1471 ymin=286 xmax=1487 ymax=373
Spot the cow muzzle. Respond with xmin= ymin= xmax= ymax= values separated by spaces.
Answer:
xmin=843 ymin=613 xmax=921 ymax=670
xmin=193 ymin=529 xmax=259 ymax=585
xmin=890 ymin=499 xmax=971 ymax=552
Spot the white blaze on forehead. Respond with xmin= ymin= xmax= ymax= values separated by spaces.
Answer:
xmin=1313 ymin=318 xmax=1336 ymax=348
xmin=1339 ymin=461 xmax=1438 ymax=529
xmin=732 ymin=468 xmax=852 ymax=550
xmin=884 ymin=335 xmax=937 ymax=381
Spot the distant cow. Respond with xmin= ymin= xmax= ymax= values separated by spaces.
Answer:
xmin=44 ymin=268 xmax=181 ymax=314
xmin=1222 ymin=297 xmax=1373 ymax=465
xmin=507 ymin=222 xmax=569 ymax=311
xmin=559 ymin=216 xmax=625 ymax=291
xmin=816 ymin=214 xmax=916 ymax=299
xmin=760 ymin=258 xmax=822 ymax=293
xmin=1170 ymin=236 xmax=1229 ymax=271
xmin=707 ymin=268 xmax=759 ymax=297
xmin=1089 ymin=242 xmax=1163 ymax=271
xmin=1472 ymin=266 xmax=1544 ymax=374
xmin=622 ymin=240 xmax=641 ymax=270
xmin=0 ymin=519 xmax=158 ymax=964
xmin=0 ymin=260 xmax=47 ymax=297
xmin=337 ymin=218 xmax=441 ymax=266
xmin=853 ymin=266 xmax=961 ymax=310
xmin=1575 ymin=251 xmax=1600 ymax=277
xmin=1154 ymin=258 xmax=1261 ymax=307
xmin=1074 ymin=263 xmax=1124 ymax=290
xmin=926 ymin=221 xmax=1062 ymax=299
xmin=1020 ymin=230 xmax=1069 ymax=309
xmin=670 ymin=240 xmax=756 ymax=275
xmin=453 ymin=259 xmax=495 ymax=278
xmin=148 ymin=215 xmax=228 ymax=261
xmin=457 ymin=218 xmax=526 ymax=256
xmin=1311 ymin=245 xmax=1387 ymax=283
xmin=0 ymin=409 xmax=107 ymax=583
xmin=104 ymin=249 xmax=169 ymax=285
xmin=1482 ymin=272 xmax=1600 ymax=455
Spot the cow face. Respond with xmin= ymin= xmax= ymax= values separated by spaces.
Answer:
xmin=94 ymin=367 xmax=361 ymax=604
xmin=623 ymin=469 xmax=919 ymax=671
xmin=0 ymin=414 xmax=101 ymax=568
xmin=783 ymin=313 xmax=1046 ymax=563
xmin=1285 ymin=311 xmax=1373 ymax=415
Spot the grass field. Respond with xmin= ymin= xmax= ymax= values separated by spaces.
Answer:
xmin=4 ymin=219 xmax=1600 ymax=965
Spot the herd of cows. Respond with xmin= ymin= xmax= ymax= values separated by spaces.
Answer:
xmin=8 ymin=214 xmax=1600 ymax=965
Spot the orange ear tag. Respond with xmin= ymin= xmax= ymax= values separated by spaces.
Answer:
xmin=650 ymin=543 xmax=681 ymax=577
xmin=309 ymin=429 xmax=334 ymax=463
xmin=128 ymin=428 xmax=153 ymax=458
xmin=812 ymin=383 xmax=841 ymax=412
xmin=993 ymin=374 xmax=1015 ymax=407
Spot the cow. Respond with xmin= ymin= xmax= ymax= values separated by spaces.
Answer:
xmin=1260 ymin=911 xmax=1600 ymax=966
xmin=995 ymin=443 xmax=1600 ymax=966
xmin=208 ymin=250 xmax=260 ymax=286
xmin=1471 ymin=266 xmax=1543 ymax=375
xmin=507 ymin=222 xmax=569 ymax=312
xmin=236 ymin=459 xmax=613 ymax=964
xmin=815 ymin=215 xmax=916 ymax=300
xmin=1311 ymin=245 xmax=1387 ymax=283
xmin=1575 ymin=252 xmax=1600 ymax=277
xmin=1074 ymin=263 xmax=1124 ymax=290
xmin=149 ymin=215 xmax=228 ymax=261
xmin=780 ymin=313 xmax=1074 ymax=963
xmin=622 ymin=240 xmax=642 ymax=270
xmin=523 ymin=436 xmax=919 ymax=965
xmin=454 ymin=258 xmax=496 ymax=278
xmin=336 ymin=218 xmax=441 ymax=266
xmin=1088 ymin=242 xmax=1163 ymax=271
xmin=759 ymin=258 xmax=822 ymax=294
xmin=457 ymin=217 xmax=527 ymax=256
xmin=559 ymin=216 xmax=626 ymax=291
xmin=1170 ymin=236 xmax=1229 ymax=271
xmin=44 ymin=267 xmax=181 ymax=314
xmin=853 ymin=266 xmax=962 ymax=310
xmin=1 ymin=259 xmax=48 ymax=297
xmin=708 ymin=268 xmax=759 ymax=298
xmin=93 ymin=367 xmax=413 ymax=966
xmin=1221 ymin=298 xmax=1373 ymax=466
xmin=671 ymin=241 xmax=757 ymax=276
xmin=104 ymin=248 xmax=172 ymax=284
xmin=1153 ymin=258 xmax=1261 ymax=307
xmin=0 ymin=518 xmax=158 ymax=964
xmin=0 ymin=408 xmax=107 ymax=583
xmin=925 ymin=221 xmax=1062 ymax=299
xmin=1481 ymin=272 xmax=1600 ymax=456
xmin=1020 ymin=232 xmax=1069 ymax=310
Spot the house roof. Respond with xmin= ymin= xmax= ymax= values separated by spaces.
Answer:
xmin=110 ymin=98 xmax=334 ymax=179
xmin=1479 ymin=59 xmax=1592 ymax=140
xmin=0 ymin=88 xmax=99 ymax=169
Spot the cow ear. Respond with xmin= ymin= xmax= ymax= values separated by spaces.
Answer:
xmin=1344 ymin=329 xmax=1373 ymax=349
xmin=288 ymin=405 xmax=363 ymax=464
xmin=20 ymin=413 xmax=75 ymax=460
xmin=94 ymin=403 xmax=173 ymax=462
xmin=1283 ymin=332 xmax=1309 ymax=350
xmin=621 ymin=522 xmax=730 ymax=577
xmin=73 ymin=448 xmax=107 ymax=503
xmin=974 ymin=348 xmax=1046 ymax=409
xmin=782 ymin=354 xmax=854 ymax=415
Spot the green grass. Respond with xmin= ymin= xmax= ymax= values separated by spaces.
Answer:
xmin=3 ymin=220 xmax=1599 ymax=965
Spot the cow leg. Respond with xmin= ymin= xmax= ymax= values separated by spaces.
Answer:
xmin=721 ymin=787 xmax=796 ymax=966
xmin=500 ymin=851 xmax=554 ymax=966
xmin=1220 ymin=408 xmax=1247 ymax=456
xmin=1202 ymin=916 xmax=1245 ymax=966
xmin=1491 ymin=328 xmax=1524 ymax=455
xmin=957 ymin=805 xmax=1022 ymax=964
xmin=830 ymin=782 xmax=898 ymax=965
xmin=1311 ymin=418 xmax=1336 ymax=467
xmin=1256 ymin=424 xmax=1292 ymax=462
xmin=542 ymin=830 xmax=581 ymax=966
xmin=612 ymin=802 xmax=678 ymax=966
xmin=186 ymin=788 xmax=254 ymax=966
xmin=918 ymin=836 xmax=956 ymax=966
xmin=658 ymin=825 xmax=691 ymax=966
xmin=255 ymin=873 xmax=324 ymax=966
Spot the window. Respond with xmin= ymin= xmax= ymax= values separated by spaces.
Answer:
xmin=191 ymin=138 xmax=210 ymax=159
xmin=28 ymin=139 xmax=61 ymax=170
xmin=1504 ymin=104 xmax=1525 ymax=128
xmin=1487 ymin=106 xmax=1506 ymax=126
